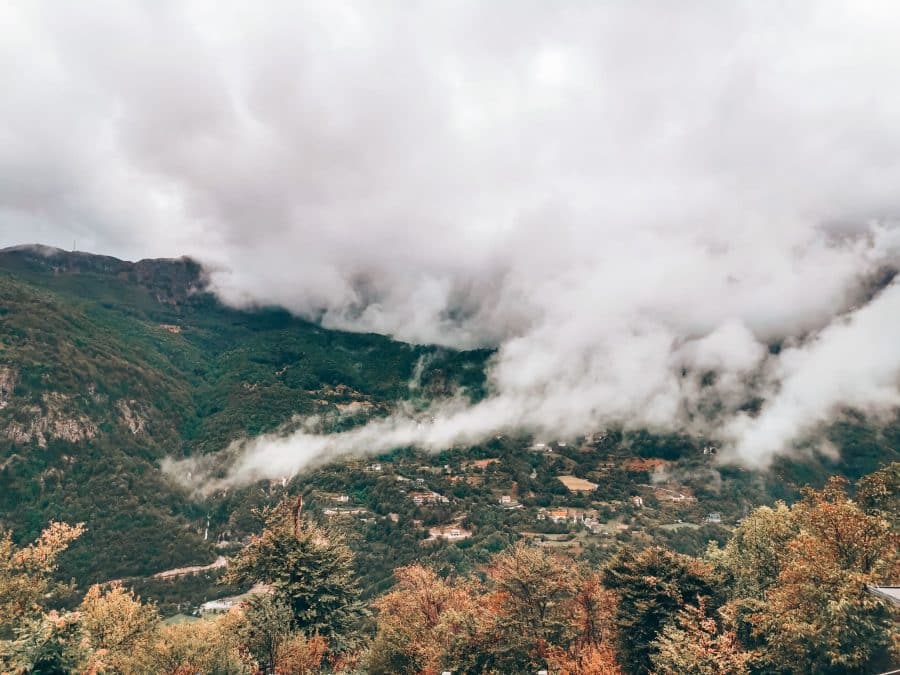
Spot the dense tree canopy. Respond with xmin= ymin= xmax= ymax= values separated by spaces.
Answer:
xmin=0 ymin=466 xmax=897 ymax=674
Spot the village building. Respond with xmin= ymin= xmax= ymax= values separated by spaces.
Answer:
xmin=323 ymin=507 xmax=369 ymax=518
xmin=540 ymin=507 xmax=584 ymax=524
xmin=427 ymin=525 xmax=473 ymax=541
xmin=409 ymin=490 xmax=450 ymax=506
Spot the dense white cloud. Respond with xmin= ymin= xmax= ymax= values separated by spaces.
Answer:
xmin=4 ymin=2 xmax=900 ymax=482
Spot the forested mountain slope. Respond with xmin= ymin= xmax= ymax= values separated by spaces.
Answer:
xmin=1 ymin=244 xmax=898 ymax=596
xmin=0 ymin=245 xmax=488 ymax=582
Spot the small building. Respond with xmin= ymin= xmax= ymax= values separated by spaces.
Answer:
xmin=199 ymin=598 xmax=236 ymax=614
xmin=427 ymin=525 xmax=472 ymax=541
xmin=499 ymin=495 xmax=512 ymax=505
xmin=323 ymin=507 xmax=369 ymax=518
xmin=543 ymin=508 xmax=583 ymax=524
xmin=632 ymin=496 xmax=644 ymax=508
xmin=705 ymin=512 xmax=722 ymax=524
xmin=410 ymin=491 xmax=450 ymax=506
xmin=365 ymin=463 xmax=382 ymax=472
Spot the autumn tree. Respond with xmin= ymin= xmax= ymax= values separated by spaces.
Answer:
xmin=748 ymin=476 xmax=899 ymax=673
xmin=545 ymin=573 xmax=622 ymax=675
xmin=603 ymin=546 xmax=720 ymax=674
xmin=0 ymin=610 xmax=85 ymax=674
xmin=711 ymin=501 xmax=797 ymax=599
xmin=147 ymin=612 xmax=249 ymax=675
xmin=273 ymin=632 xmax=328 ymax=674
xmin=368 ymin=564 xmax=477 ymax=674
xmin=0 ymin=521 xmax=84 ymax=636
xmin=225 ymin=498 xmax=366 ymax=651
xmin=856 ymin=461 xmax=899 ymax=525
xmin=451 ymin=542 xmax=618 ymax=674
xmin=652 ymin=600 xmax=753 ymax=675
xmin=78 ymin=582 xmax=160 ymax=673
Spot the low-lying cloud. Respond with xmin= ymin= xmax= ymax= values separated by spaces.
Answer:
xmin=5 ymin=2 xmax=900 ymax=486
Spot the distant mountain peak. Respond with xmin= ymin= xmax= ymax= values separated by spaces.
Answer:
xmin=0 ymin=243 xmax=208 ymax=304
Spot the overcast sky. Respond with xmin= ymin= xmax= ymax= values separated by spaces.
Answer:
xmin=5 ymin=1 xmax=900 ymax=476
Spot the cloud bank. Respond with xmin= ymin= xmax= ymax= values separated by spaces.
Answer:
xmin=5 ymin=2 xmax=900 ymax=483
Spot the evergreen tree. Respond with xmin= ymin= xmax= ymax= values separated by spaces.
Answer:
xmin=225 ymin=498 xmax=366 ymax=650
xmin=603 ymin=546 xmax=720 ymax=674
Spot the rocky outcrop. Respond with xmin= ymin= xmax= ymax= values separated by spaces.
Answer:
xmin=0 ymin=366 xmax=16 ymax=409
xmin=5 ymin=393 xmax=98 ymax=447
xmin=117 ymin=399 xmax=147 ymax=435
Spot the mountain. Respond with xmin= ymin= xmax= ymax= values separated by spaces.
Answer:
xmin=0 ymin=245 xmax=488 ymax=583
xmin=2 ymin=245 xmax=898 ymax=605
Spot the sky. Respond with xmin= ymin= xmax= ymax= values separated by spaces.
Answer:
xmin=4 ymin=1 xmax=900 ymax=484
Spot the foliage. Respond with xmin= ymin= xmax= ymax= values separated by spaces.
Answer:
xmin=273 ymin=632 xmax=328 ymax=675
xmin=0 ymin=521 xmax=84 ymax=636
xmin=746 ymin=476 xmax=899 ymax=674
xmin=651 ymin=600 xmax=752 ymax=674
xmin=371 ymin=543 xmax=620 ymax=675
xmin=602 ymin=546 xmax=720 ymax=674
xmin=147 ymin=614 xmax=249 ymax=675
xmin=711 ymin=501 xmax=797 ymax=598
xmin=236 ymin=594 xmax=294 ymax=674
xmin=0 ymin=611 xmax=85 ymax=675
xmin=78 ymin=583 xmax=160 ymax=673
xmin=368 ymin=565 xmax=477 ymax=674
xmin=225 ymin=500 xmax=367 ymax=650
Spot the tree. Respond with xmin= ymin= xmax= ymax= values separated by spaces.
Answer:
xmin=748 ymin=477 xmax=899 ymax=673
xmin=368 ymin=564 xmax=477 ymax=674
xmin=237 ymin=594 xmax=294 ymax=674
xmin=147 ymin=614 xmax=248 ymax=675
xmin=273 ymin=632 xmax=328 ymax=674
xmin=0 ymin=521 xmax=84 ymax=635
xmin=225 ymin=498 xmax=366 ymax=651
xmin=856 ymin=461 xmax=899 ymax=525
xmin=545 ymin=573 xmax=622 ymax=675
xmin=603 ymin=546 xmax=719 ymax=674
xmin=451 ymin=543 xmax=617 ymax=674
xmin=0 ymin=611 xmax=84 ymax=675
xmin=78 ymin=582 xmax=160 ymax=673
xmin=711 ymin=502 xmax=797 ymax=599
xmin=652 ymin=600 xmax=752 ymax=674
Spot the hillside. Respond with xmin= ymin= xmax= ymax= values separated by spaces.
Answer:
xmin=0 ymin=245 xmax=489 ymax=583
xmin=1 ymin=245 xmax=898 ymax=607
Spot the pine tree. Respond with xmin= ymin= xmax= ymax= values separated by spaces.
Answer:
xmin=225 ymin=498 xmax=366 ymax=651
